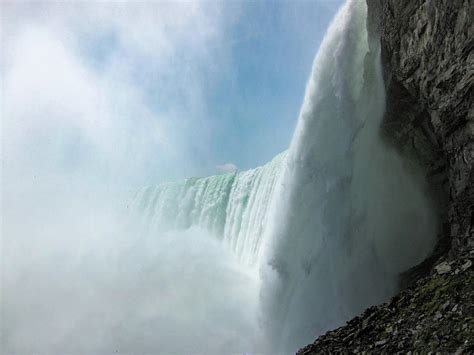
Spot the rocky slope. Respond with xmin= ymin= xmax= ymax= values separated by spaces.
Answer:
xmin=298 ymin=0 xmax=473 ymax=352
xmin=299 ymin=257 xmax=473 ymax=353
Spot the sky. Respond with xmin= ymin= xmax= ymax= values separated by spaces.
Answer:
xmin=1 ymin=0 xmax=344 ymax=189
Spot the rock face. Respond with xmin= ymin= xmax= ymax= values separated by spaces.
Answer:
xmin=377 ymin=0 xmax=473 ymax=255
xmin=298 ymin=0 xmax=473 ymax=352
xmin=298 ymin=258 xmax=473 ymax=353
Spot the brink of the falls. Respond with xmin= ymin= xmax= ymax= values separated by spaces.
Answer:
xmin=132 ymin=151 xmax=286 ymax=266
xmin=133 ymin=0 xmax=438 ymax=353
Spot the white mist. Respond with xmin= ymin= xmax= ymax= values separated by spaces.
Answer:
xmin=2 ymin=1 xmax=438 ymax=354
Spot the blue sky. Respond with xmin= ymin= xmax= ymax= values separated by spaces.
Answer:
xmin=209 ymin=1 xmax=343 ymax=171
xmin=2 ymin=0 xmax=344 ymax=188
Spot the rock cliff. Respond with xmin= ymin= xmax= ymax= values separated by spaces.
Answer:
xmin=378 ymin=0 xmax=472 ymax=256
xmin=298 ymin=0 xmax=473 ymax=352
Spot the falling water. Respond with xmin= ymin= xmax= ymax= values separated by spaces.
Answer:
xmin=132 ymin=152 xmax=286 ymax=265
xmin=259 ymin=0 xmax=437 ymax=352
xmin=132 ymin=0 xmax=437 ymax=353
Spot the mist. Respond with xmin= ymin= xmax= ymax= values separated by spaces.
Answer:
xmin=3 ymin=188 xmax=261 ymax=353
xmin=1 ymin=1 xmax=437 ymax=354
xmin=1 ymin=2 xmax=263 ymax=353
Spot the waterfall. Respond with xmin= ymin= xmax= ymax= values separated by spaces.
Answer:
xmin=259 ymin=0 xmax=437 ymax=352
xmin=132 ymin=0 xmax=437 ymax=352
xmin=132 ymin=152 xmax=286 ymax=265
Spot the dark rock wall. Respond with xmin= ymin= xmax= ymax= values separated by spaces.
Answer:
xmin=372 ymin=0 xmax=473 ymax=256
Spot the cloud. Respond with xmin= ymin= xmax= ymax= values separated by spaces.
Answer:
xmin=216 ymin=162 xmax=238 ymax=173
xmin=1 ymin=1 xmax=235 ymax=187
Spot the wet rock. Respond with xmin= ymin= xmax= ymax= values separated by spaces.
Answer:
xmin=376 ymin=0 xmax=473 ymax=256
xmin=436 ymin=261 xmax=452 ymax=275
xmin=298 ymin=266 xmax=474 ymax=354
xmin=461 ymin=260 xmax=472 ymax=272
